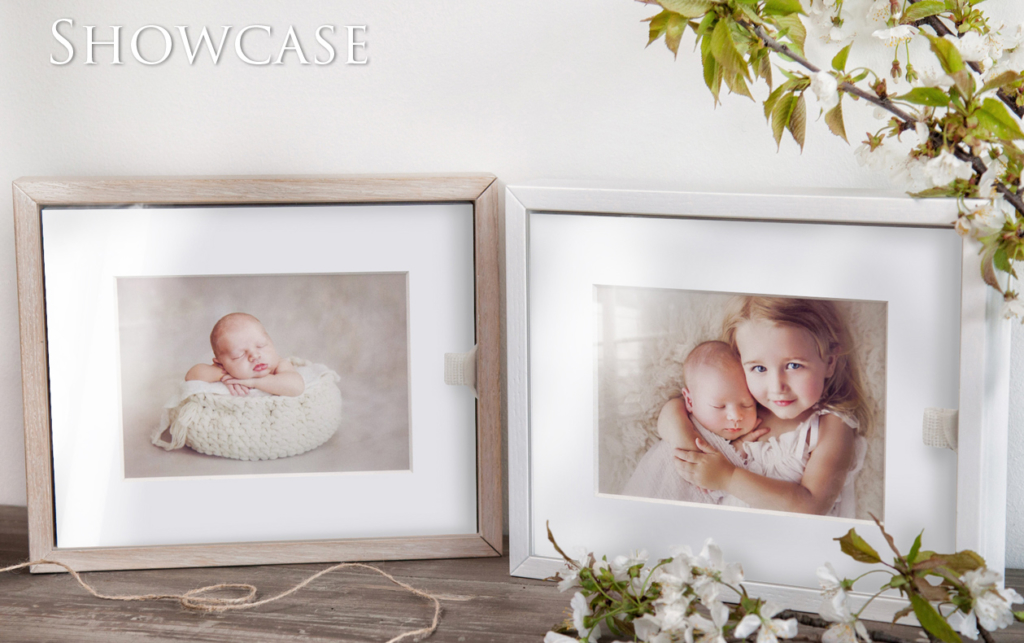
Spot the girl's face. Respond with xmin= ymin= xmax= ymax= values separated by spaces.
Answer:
xmin=734 ymin=319 xmax=835 ymax=422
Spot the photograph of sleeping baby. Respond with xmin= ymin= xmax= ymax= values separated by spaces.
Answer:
xmin=596 ymin=286 xmax=886 ymax=520
xmin=118 ymin=273 xmax=410 ymax=479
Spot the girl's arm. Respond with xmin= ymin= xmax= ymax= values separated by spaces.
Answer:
xmin=674 ymin=414 xmax=855 ymax=515
xmin=657 ymin=397 xmax=700 ymax=450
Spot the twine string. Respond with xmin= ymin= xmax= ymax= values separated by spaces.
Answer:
xmin=1 ymin=559 xmax=442 ymax=643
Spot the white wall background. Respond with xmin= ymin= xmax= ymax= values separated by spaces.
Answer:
xmin=1 ymin=1 xmax=1022 ymax=562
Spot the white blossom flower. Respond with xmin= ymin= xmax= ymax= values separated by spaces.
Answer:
xmin=948 ymin=32 xmax=996 ymax=65
xmin=965 ymin=198 xmax=1013 ymax=238
xmin=811 ymin=72 xmax=840 ymax=109
xmin=914 ymin=122 xmax=931 ymax=147
xmin=977 ymin=159 xmax=1002 ymax=199
xmin=805 ymin=0 xmax=834 ymax=37
xmin=819 ymin=587 xmax=871 ymax=643
xmin=691 ymin=539 xmax=743 ymax=608
xmin=1003 ymin=296 xmax=1024 ymax=321
xmin=571 ymin=591 xmax=603 ymax=641
xmin=873 ymin=25 xmax=918 ymax=47
xmin=817 ymin=562 xmax=850 ymax=609
xmin=653 ymin=558 xmax=695 ymax=606
xmin=923 ymin=149 xmax=974 ymax=187
xmin=611 ymin=550 xmax=648 ymax=582
xmin=735 ymin=602 xmax=799 ymax=643
xmin=867 ymin=0 xmax=891 ymax=23
xmin=956 ymin=568 xmax=1024 ymax=639
xmin=690 ymin=599 xmax=730 ymax=643
xmin=914 ymin=66 xmax=955 ymax=89
xmin=822 ymin=620 xmax=872 ymax=643
xmin=545 ymin=632 xmax=581 ymax=643
xmin=636 ymin=602 xmax=696 ymax=643
xmin=557 ymin=567 xmax=581 ymax=592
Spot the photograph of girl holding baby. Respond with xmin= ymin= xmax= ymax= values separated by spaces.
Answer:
xmin=596 ymin=287 xmax=886 ymax=521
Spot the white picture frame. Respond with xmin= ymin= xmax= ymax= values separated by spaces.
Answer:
xmin=505 ymin=184 xmax=1011 ymax=621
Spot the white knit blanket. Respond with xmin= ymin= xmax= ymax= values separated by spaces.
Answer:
xmin=151 ymin=358 xmax=343 ymax=461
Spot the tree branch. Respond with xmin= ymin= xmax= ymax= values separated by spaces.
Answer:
xmin=747 ymin=22 xmax=919 ymax=124
xmin=908 ymin=2 xmax=1024 ymax=117
xmin=746 ymin=19 xmax=1024 ymax=217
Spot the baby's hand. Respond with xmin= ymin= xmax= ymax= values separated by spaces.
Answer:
xmin=221 ymin=375 xmax=252 ymax=397
xmin=672 ymin=438 xmax=735 ymax=491
xmin=734 ymin=424 xmax=770 ymax=445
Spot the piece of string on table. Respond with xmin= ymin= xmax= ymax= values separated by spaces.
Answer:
xmin=0 ymin=558 xmax=442 ymax=643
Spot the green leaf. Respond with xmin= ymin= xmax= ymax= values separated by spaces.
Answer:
xmin=951 ymin=69 xmax=975 ymax=98
xmin=914 ymin=576 xmax=951 ymax=602
xmin=832 ymin=43 xmax=852 ymax=72
xmin=911 ymin=186 xmax=963 ymax=197
xmin=908 ymin=531 xmax=924 ymax=564
xmin=764 ymin=84 xmax=786 ymax=119
xmin=711 ymin=19 xmax=750 ymax=83
xmin=836 ymin=529 xmax=882 ymax=564
xmin=910 ymin=594 xmax=962 ymax=643
xmin=896 ymin=87 xmax=952 ymax=107
xmin=695 ymin=11 xmax=716 ymax=39
xmin=903 ymin=0 xmax=947 ymax=22
xmin=978 ymin=97 xmax=1024 ymax=140
xmin=772 ymin=93 xmax=795 ymax=147
xmin=658 ymin=0 xmax=716 ymax=18
xmin=759 ymin=54 xmax=773 ymax=88
xmin=726 ymin=72 xmax=755 ymax=100
xmin=825 ymin=99 xmax=848 ymax=142
xmin=774 ymin=14 xmax=806 ymax=51
xmin=995 ymin=247 xmax=1012 ymax=272
xmin=645 ymin=10 xmax=670 ymax=46
xmin=1014 ymin=611 xmax=1024 ymax=622
xmin=701 ymin=35 xmax=722 ymax=103
xmin=788 ymin=93 xmax=806 ymax=149
xmin=926 ymin=33 xmax=965 ymax=75
xmin=981 ymin=70 xmax=1023 ymax=94
xmin=665 ymin=13 xmax=687 ymax=55
xmin=764 ymin=0 xmax=804 ymax=15
xmin=893 ymin=603 xmax=914 ymax=623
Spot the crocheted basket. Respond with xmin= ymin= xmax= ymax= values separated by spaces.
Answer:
xmin=153 ymin=360 xmax=343 ymax=461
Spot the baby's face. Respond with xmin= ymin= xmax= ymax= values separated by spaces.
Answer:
xmin=683 ymin=361 xmax=758 ymax=440
xmin=213 ymin=319 xmax=281 ymax=380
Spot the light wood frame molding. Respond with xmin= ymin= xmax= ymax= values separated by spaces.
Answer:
xmin=12 ymin=174 xmax=502 ymax=573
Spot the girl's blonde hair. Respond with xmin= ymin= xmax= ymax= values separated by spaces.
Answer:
xmin=721 ymin=296 xmax=871 ymax=436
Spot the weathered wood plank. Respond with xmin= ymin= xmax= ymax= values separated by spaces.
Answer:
xmin=3 ymin=506 xmax=1024 ymax=643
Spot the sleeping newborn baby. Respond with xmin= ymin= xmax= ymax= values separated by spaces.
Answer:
xmin=185 ymin=312 xmax=305 ymax=397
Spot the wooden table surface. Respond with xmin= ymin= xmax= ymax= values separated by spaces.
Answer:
xmin=1 ymin=505 xmax=1022 ymax=643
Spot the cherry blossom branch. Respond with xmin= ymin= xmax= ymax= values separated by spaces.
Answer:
xmin=908 ymin=3 xmax=1024 ymax=118
xmin=747 ymin=21 xmax=1024 ymax=217
xmin=747 ymin=22 xmax=918 ymax=124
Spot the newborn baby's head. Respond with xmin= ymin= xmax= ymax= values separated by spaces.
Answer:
xmin=210 ymin=313 xmax=282 ymax=380
xmin=681 ymin=341 xmax=758 ymax=440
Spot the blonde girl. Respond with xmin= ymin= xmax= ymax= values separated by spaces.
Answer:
xmin=668 ymin=296 xmax=869 ymax=516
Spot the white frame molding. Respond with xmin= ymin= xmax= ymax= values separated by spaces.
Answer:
xmin=505 ymin=184 xmax=1011 ymax=621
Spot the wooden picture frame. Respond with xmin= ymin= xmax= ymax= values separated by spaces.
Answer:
xmin=505 ymin=184 xmax=1010 ymax=621
xmin=13 ymin=174 xmax=502 ymax=572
